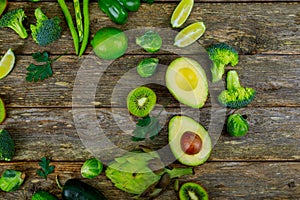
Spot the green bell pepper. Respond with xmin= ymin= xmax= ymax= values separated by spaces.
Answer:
xmin=117 ymin=0 xmax=140 ymax=12
xmin=98 ymin=0 xmax=128 ymax=25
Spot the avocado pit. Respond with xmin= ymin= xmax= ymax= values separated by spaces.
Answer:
xmin=180 ymin=131 xmax=202 ymax=155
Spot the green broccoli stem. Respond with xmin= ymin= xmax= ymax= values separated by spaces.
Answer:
xmin=211 ymin=61 xmax=225 ymax=83
xmin=166 ymin=167 xmax=194 ymax=179
xmin=226 ymin=70 xmax=241 ymax=90
xmin=11 ymin=22 xmax=28 ymax=39
xmin=34 ymin=8 xmax=48 ymax=21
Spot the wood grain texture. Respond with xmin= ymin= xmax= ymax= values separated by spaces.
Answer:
xmin=0 ymin=1 xmax=299 ymax=199
xmin=0 ymin=55 xmax=299 ymax=107
xmin=9 ymin=0 xmax=300 ymax=3
xmin=0 ymin=107 xmax=299 ymax=161
xmin=0 ymin=161 xmax=298 ymax=199
xmin=0 ymin=2 xmax=299 ymax=55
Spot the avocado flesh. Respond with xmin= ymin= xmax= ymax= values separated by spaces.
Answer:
xmin=168 ymin=116 xmax=212 ymax=166
xmin=166 ymin=57 xmax=208 ymax=108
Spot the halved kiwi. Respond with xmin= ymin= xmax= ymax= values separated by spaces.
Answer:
xmin=0 ymin=98 xmax=6 ymax=124
xmin=179 ymin=182 xmax=208 ymax=200
xmin=127 ymin=86 xmax=157 ymax=117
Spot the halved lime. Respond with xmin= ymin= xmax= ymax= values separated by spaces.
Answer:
xmin=0 ymin=48 xmax=15 ymax=79
xmin=171 ymin=0 xmax=194 ymax=28
xmin=0 ymin=98 xmax=6 ymax=124
xmin=174 ymin=21 xmax=206 ymax=47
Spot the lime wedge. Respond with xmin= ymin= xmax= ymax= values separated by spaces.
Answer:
xmin=174 ymin=21 xmax=206 ymax=47
xmin=171 ymin=0 xmax=194 ymax=28
xmin=0 ymin=48 xmax=15 ymax=79
xmin=0 ymin=98 xmax=6 ymax=124
xmin=0 ymin=0 xmax=8 ymax=16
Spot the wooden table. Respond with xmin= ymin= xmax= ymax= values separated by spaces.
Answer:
xmin=0 ymin=0 xmax=299 ymax=199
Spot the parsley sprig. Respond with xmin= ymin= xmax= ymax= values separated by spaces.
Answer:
xmin=36 ymin=157 xmax=55 ymax=180
xmin=26 ymin=51 xmax=61 ymax=82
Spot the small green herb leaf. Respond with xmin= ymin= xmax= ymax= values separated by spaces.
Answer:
xmin=26 ymin=63 xmax=53 ymax=82
xmin=26 ymin=51 xmax=60 ymax=82
xmin=36 ymin=157 xmax=55 ymax=180
xmin=136 ymin=116 xmax=151 ymax=127
xmin=132 ymin=116 xmax=161 ymax=141
xmin=32 ymin=51 xmax=49 ymax=62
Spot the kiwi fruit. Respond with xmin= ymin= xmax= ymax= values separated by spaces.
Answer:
xmin=127 ymin=86 xmax=157 ymax=117
xmin=179 ymin=182 xmax=208 ymax=200
xmin=0 ymin=98 xmax=6 ymax=124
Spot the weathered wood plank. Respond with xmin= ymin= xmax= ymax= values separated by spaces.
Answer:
xmin=0 ymin=55 xmax=299 ymax=107
xmin=0 ymin=161 xmax=298 ymax=199
xmin=0 ymin=107 xmax=299 ymax=161
xmin=0 ymin=2 xmax=299 ymax=55
xmin=9 ymin=0 xmax=300 ymax=3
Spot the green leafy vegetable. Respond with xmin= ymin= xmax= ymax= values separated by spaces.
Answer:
xmin=106 ymin=149 xmax=193 ymax=198
xmin=137 ymin=58 xmax=159 ymax=78
xmin=26 ymin=51 xmax=61 ymax=82
xmin=32 ymin=190 xmax=58 ymax=200
xmin=206 ymin=43 xmax=238 ymax=82
xmin=36 ymin=157 xmax=55 ymax=180
xmin=0 ymin=129 xmax=14 ymax=161
xmin=30 ymin=8 xmax=62 ymax=46
xmin=0 ymin=8 xmax=28 ymax=39
xmin=227 ymin=113 xmax=249 ymax=137
xmin=218 ymin=70 xmax=256 ymax=108
xmin=0 ymin=169 xmax=25 ymax=192
xmin=132 ymin=115 xmax=161 ymax=141
xmin=136 ymin=30 xmax=162 ymax=53
xmin=81 ymin=158 xmax=103 ymax=179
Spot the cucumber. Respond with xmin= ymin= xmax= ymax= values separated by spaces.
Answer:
xmin=62 ymin=179 xmax=107 ymax=200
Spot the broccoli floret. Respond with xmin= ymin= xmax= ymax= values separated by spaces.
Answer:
xmin=0 ymin=130 xmax=15 ymax=161
xmin=0 ymin=9 xmax=28 ymax=39
xmin=218 ymin=70 xmax=255 ymax=108
xmin=206 ymin=43 xmax=239 ymax=82
xmin=30 ymin=8 xmax=61 ymax=46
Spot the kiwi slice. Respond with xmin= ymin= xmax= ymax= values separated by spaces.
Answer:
xmin=0 ymin=98 xmax=6 ymax=124
xmin=127 ymin=86 xmax=157 ymax=117
xmin=179 ymin=182 xmax=208 ymax=200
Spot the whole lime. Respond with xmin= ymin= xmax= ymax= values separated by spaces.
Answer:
xmin=91 ymin=27 xmax=128 ymax=60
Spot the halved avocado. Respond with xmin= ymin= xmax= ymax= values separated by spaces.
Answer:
xmin=168 ymin=116 xmax=212 ymax=166
xmin=165 ymin=57 xmax=208 ymax=108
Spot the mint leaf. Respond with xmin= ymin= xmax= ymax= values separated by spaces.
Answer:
xmin=36 ymin=157 xmax=55 ymax=180
xmin=137 ymin=116 xmax=151 ymax=127
xmin=132 ymin=116 xmax=161 ymax=141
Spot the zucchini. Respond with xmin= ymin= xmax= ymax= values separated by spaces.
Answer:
xmin=62 ymin=179 xmax=107 ymax=200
